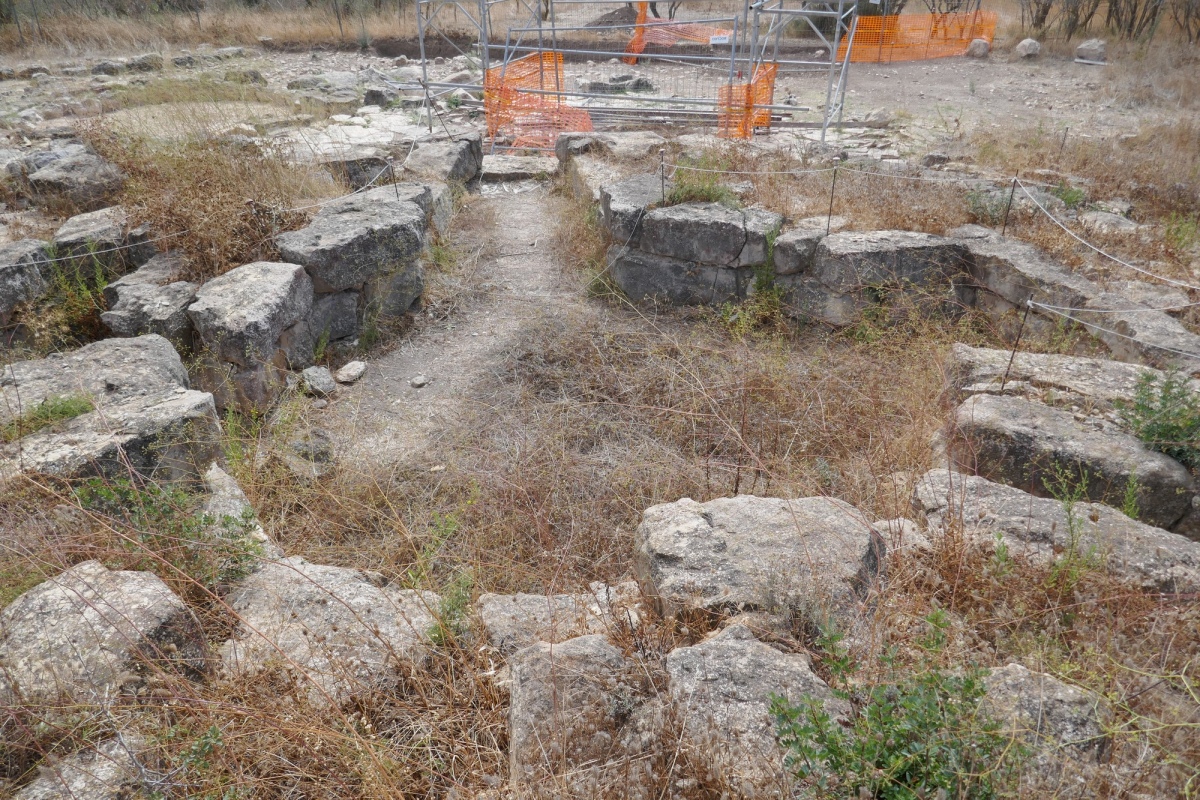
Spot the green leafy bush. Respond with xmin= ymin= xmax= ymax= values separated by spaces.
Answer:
xmin=771 ymin=612 xmax=1024 ymax=800
xmin=1121 ymin=369 xmax=1200 ymax=469
xmin=75 ymin=478 xmax=262 ymax=590
xmin=966 ymin=190 xmax=1008 ymax=225
xmin=1051 ymin=182 xmax=1087 ymax=209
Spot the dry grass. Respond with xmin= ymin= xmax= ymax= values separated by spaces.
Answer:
xmin=82 ymin=121 xmax=343 ymax=282
xmin=0 ymin=8 xmax=420 ymax=59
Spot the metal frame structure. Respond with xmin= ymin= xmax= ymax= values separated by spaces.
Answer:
xmin=743 ymin=0 xmax=857 ymax=138
xmin=412 ymin=0 xmax=858 ymax=143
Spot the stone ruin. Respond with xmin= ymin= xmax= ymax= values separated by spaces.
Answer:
xmin=2 ymin=125 xmax=1200 ymax=798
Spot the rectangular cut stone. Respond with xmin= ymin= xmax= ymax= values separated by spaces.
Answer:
xmin=275 ymin=194 xmax=426 ymax=294
xmin=773 ymin=226 xmax=826 ymax=276
xmin=640 ymin=203 xmax=747 ymax=266
xmin=187 ymin=261 xmax=313 ymax=368
xmin=813 ymin=230 xmax=971 ymax=293
xmin=914 ymin=469 xmax=1200 ymax=593
xmin=0 ymin=239 xmax=50 ymax=325
xmin=600 ymin=173 xmax=666 ymax=246
xmin=606 ymin=245 xmax=747 ymax=306
xmin=949 ymin=393 xmax=1194 ymax=528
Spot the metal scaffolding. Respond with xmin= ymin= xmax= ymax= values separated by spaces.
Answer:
xmin=412 ymin=0 xmax=858 ymax=144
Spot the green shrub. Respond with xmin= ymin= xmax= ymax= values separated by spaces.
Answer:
xmin=74 ymin=478 xmax=262 ymax=590
xmin=771 ymin=612 xmax=1025 ymax=800
xmin=1120 ymin=369 xmax=1200 ymax=469
xmin=966 ymin=189 xmax=1008 ymax=225
xmin=1051 ymin=182 xmax=1087 ymax=209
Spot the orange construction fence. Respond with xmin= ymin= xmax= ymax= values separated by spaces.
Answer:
xmin=717 ymin=63 xmax=779 ymax=139
xmin=624 ymin=1 xmax=734 ymax=64
xmin=484 ymin=51 xmax=594 ymax=148
xmin=837 ymin=11 xmax=998 ymax=63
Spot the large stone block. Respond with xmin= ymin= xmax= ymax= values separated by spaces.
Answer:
xmin=0 ymin=561 xmax=205 ymax=708
xmin=0 ymin=334 xmax=189 ymax=426
xmin=599 ymin=173 xmax=667 ymax=246
xmin=634 ymin=495 xmax=885 ymax=628
xmin=52 ymin=206 xmax=155 ymax=271
xmin=984 ymin=663 xmax=1110 ymax=761
xmin=187 ymin=261 xmax=313 ymax=368
xmin=915 ymin=469 xmax=1200 ymax=590
xmin=402 ymin=133 xmax=482 ymax=183
xmin=555 ymin=130 xmax=666 ymax=162
xmin=310 ymin=290 xmax=360 ymax=342
xmin=508 ymin=635 xmax=645 ymax=795
xmin=477 ymin=582 xmax=641 ymax=655
xmin=665 ymin=624 xmax=848 ymax=796
xmin=949 ymin=393 xmax=1193 ymax=528
xmin=813 ymin=230 xmax=970 ymax=293
xmin=0 ymin=388 xmax=222 ymax=482
xmin=275 ymin=192 xmax=426 ymax=294
xmin=772 ymin=225 xmax=827 ymax=276
xmin=0 ymin=239 xmax=51 ymax=325
xmin=220 ymin=557 xmax=438 ymax=704
xmin=27 ymin=152 xmax=125 ymax=211
xmin=1077 ymin=292 xmax=1200 ymax=375
xmin=950 ymin=224 xmax=1099 ymax=315
xmin=640 ymin=203 xmax=782 ymax=268
xmin=100 ymin=251 xmax=197 ymax=341
xmin=607 ymin=244 xmax=746 ymax=306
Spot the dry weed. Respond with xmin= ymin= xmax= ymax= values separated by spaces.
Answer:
xmin=82 ymin=123 xmax=342 ymax=282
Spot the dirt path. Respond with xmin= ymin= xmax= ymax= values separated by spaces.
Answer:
xmin=327 ymin=185 xmax=588 ymax=466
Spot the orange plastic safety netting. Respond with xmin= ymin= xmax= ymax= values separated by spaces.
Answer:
xmin=484 ymin=51 xmax=594 ymax=148
xmin=623 ymin=2 xmax=734 ymax=64
xmin=837 ymin=11 xmax=998 ymax=63
xmin=717 ymin=63 xmax=779 ymax=139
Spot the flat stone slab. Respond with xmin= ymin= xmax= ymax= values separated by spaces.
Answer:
xmin=0 ymin=561 xmax=205 ymax=708
xmin=666 ymin=624 xmax=848 ymax=794
xmin=275 ymin=193 xmax=426 ymax=294
xmin=187 ymin=261 xmax=313 ymax=367
xmin=949 ymin=393 xmax=1194 ymax=528
xmin=476 ymin=581 xmax=641 ymax=655
xmin=913 ymin=469 xmax=1200 ymax=592
xmin=943 ymin=342 xmax=1194 ymax=408
xmin=221 ymin=557 xmax=438 ymax=703
xmin=634 ymin=495 xmax=885 ymax=627
xmin=0 ymin=387 xmax=222 ymax=482
xmin=606 ymin=244 xmax=746 ymax=306
xmin=0 ymin=334 xmax=189 ymax=426
xmin=480 ymin=154 xmax=558 ymax=182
